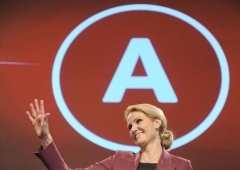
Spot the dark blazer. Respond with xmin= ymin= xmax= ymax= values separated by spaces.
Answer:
xmin=35 ymin=142 xmax=192 ymax=170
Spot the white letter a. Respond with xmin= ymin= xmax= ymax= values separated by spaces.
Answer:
xmin=102 ymin=38 xmax=178 ymax=103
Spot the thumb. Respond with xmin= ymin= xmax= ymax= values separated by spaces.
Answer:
xmin=44 ymin=112 xmax=50 ymax=121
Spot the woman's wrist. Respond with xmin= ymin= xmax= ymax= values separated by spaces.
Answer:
xmin=40 ymin=133 xmax=53 ymax=149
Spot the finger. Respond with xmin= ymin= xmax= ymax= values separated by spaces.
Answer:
xmin=39 ymin=100 xmax=45 ymax=115
xmin=26 ymin=111 xmax=34 ymax=122
xmin=30 ymin=103 xmax=37 ymax=118
xmin=34 ymin=99 xmax=40 ymax=114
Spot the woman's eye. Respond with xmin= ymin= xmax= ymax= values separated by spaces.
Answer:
xmin=128 ymin=125 xmax=132 ymax=130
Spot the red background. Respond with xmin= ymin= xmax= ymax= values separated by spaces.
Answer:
xmin=0 ymin=1 xmax=240 ymax=169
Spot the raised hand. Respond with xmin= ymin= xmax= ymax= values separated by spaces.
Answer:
xmin=26 ymin=99 xmax=53 ymax=148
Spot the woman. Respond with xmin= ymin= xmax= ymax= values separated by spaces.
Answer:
xmin=26 ymin=99 xmax=192 ymax=170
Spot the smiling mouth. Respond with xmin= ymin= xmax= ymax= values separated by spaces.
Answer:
xmin=135 ymin=132 xmax=143 ymax=138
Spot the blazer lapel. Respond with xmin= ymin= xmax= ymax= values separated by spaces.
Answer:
xmin=115 ymin=149 xmax=177 ymax=170
xmin=157 ymin=148 xmax=176 ymax=170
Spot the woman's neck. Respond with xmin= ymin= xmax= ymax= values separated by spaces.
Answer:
xmin=140 ymin=143 xmax=162 ymax=163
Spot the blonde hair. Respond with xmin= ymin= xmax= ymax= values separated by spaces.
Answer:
xmin=124 ymin=103 xmax=174 ymax=150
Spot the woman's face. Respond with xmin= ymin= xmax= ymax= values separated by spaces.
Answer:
xmin=126 ymin=111 xmax=161 ymax=148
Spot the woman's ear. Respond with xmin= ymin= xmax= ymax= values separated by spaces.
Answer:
xmin=154 ymin=118 xmax=162 ymax=129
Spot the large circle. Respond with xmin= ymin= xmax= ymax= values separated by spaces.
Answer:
xmin=52 ymin=4 xmax=229 ymax=152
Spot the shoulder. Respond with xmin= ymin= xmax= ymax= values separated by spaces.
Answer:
xmin=168 ymin=153 xmax=191 ymax=164
xmin=161 ymin=149 xmax=192 ymax=169
xmin=115 ymin=150 xmax=137 ymax=158
xmin=168 ymin=153 xmax=192 ymax=169
xmin=98 ymin=150 xmax=140 ymax=169
xmin=113 ymin=150 xmax=141 ymax=162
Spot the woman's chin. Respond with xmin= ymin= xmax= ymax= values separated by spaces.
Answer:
xmin=135 ymin=140 xmax=146 ymax=148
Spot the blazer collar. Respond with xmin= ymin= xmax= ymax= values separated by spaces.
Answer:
xmin=132 ymin=148 xmax=176 ymax=170
xmin=158 ymin=147 xmax=172 ymax=165
xmin=158 ymin=148 xmax=176 ymax=170
xmin=132 ymin=148 xmax=171 ymax=164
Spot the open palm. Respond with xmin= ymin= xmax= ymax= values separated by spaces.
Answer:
xmin=26 ymin=99 xmax=51 ymax=140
